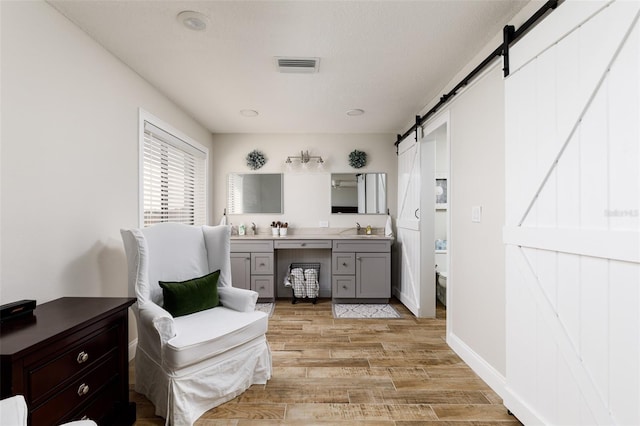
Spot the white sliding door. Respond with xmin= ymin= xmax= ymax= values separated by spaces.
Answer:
xmin=395 ymin=129 xmax=436 ymax=317
xmin=504 ymin=1 xmax=640 ymax=424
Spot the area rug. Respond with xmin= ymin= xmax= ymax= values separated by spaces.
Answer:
xmin=255 ymin=303 xmax=274 ymax=317
xmin=332 ymin=303 xmax=401 ymax=319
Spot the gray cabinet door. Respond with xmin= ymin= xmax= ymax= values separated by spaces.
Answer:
xmin=356 ymin=252 xmax=391 ymax=298
xmin=230 ymin=252 xmax=251 ymax=290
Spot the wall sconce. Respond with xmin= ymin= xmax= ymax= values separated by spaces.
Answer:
xmin=285 ymin=150 xmax=324 ymax=166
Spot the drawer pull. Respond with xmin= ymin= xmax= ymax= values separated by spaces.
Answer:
xmin=259 ymin=263 xmax=265 ymax=266
xmin=301 ymin=243 xmax=306 ymax=247
xmin=77 ymin=383 xmax=90 ymax=396
xmin=76 ymin=351 xmax=89 ymax=364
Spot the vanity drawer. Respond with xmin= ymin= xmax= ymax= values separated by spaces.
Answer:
xmin=251 ymin=276 xmax=274 ymax=298
xmin=332 ymin=252 xmax=355 ymax=275
xmin=31 ymin=354 xmax=118 ymax=426
xmin=274 ymin=240 xmax=332 ymax=250
xmin=231 ymin=240 xmax=274 ymax=253
xmin=251 ymin=253 xmax=274 ymax=275
xmin=332 ymin=239 xmax=392 ymax=253
xmin=333 ymin=276 xmax=356 ymax=298
xmin=28 ymin=325 xmax=119 ymax=404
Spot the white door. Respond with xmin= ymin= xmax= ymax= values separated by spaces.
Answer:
xmin=504 ymin=2 xmax=640 ymax=424
xmin=396 ymin=133 xmax=422 ymax=315
xmin=396 ymin=129 xmax=436 ymax=317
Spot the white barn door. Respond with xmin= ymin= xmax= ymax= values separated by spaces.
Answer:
xmin=504 ymin=1 xmax=640 ymax=424
xmin=396 ymin=134 xmax=422 ymax=315
xmin=396 ymin=130 xmax=436 ymax=317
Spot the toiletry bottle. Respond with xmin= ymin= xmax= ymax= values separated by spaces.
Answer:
xmin=239 ymin=224 xmax=246 ymax=236
xmin=366 ymin=225 xmax=372 ymax=235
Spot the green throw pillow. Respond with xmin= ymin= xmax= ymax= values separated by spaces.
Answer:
xmin=159 ymin=270 xmax=221 ymax=317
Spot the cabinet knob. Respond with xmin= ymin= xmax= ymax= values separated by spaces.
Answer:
xmin=76 ymin=351 xmax=89 ymax=364
xmin=77 ymin=383 xmax=90 ymax=396
xmin=357 ymin=257 xmax=362 ymax=261
xmin=301 ymin=243 xmax=306 ymax=247
xmin=342 ymin=285 xmax=347 ymax=289
xmin=245 ymin=257 xmax=250 ymax=261
xmin=342 ymin=262 xmax=347 ymax=267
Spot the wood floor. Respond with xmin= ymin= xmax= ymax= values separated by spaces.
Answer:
xmin=130 ymin=299 xmax=521 ymax=425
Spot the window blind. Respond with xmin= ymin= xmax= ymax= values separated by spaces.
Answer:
xmin=143 ymin=121 xmax=206 ymax=227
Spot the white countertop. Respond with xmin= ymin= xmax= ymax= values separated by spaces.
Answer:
xmin=230 ymin=230 xmax=393 ymax=241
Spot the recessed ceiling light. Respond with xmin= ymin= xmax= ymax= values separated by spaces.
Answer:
xmin=177 ymin=11 xmax=210 ymax=32
xmin=346 ymin=109 xmax=365 ymax=116
xmin=240 ymin=109 xmax=259 ymax=117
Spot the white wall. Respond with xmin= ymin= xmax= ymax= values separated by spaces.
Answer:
xmin=0 ymin=1 xmax=214 ymax=306
xmin=210 ymin=133 xmax=396 ymax=232
xmin=395 ymin=0 xmax=547 ymax=387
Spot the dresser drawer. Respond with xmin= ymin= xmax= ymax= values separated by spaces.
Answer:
xmin=66 ymin=378 xmax=119 ymax=424
xmin=251 ymin=252 xmax=274 ymax=275
xmin=332 ymin=252 xmax=355 ymax=274
xmin=274 ymin=240 xmax=332 ymax=249
xmin=28 ymin=325 xmax=119 ymax=404
xmin=31 ymin=354 xmax=118 ymax=426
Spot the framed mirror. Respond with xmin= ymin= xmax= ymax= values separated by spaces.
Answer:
xmin=331 ymin=173 xmax=387 ymax=214
xmin=227 ymin=173 xmax=283 ymax=214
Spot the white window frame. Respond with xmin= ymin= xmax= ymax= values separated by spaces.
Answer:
xmin=138 ymin=109 xmax=209 ymax=227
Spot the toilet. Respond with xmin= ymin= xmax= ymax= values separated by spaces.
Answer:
xmin=436 ymin=271 xmax=447 ymax=306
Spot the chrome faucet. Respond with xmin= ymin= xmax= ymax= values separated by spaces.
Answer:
xmin=356 ymin=222 xmax=361 ymax=231
xmin=251 ymin=222 xmax=257 ymax=235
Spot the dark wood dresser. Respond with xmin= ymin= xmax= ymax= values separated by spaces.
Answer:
xmin=0 ymin=297 xmax=136 ymax=425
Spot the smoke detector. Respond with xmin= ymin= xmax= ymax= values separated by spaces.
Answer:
xmin=275 ymin=57 xmax=320 ymax=73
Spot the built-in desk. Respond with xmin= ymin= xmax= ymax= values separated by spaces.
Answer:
xmin=230 ymin=233 xmax=393 ymax=302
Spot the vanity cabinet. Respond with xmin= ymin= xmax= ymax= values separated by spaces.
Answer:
xmin=332 ymin=240 xmax=392 ymax=302
xmin=230 ymin=241 xmax=274 ymax=300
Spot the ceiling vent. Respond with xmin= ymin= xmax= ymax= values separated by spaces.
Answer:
xmin=275 ymin=57 xmax=320 ymax=73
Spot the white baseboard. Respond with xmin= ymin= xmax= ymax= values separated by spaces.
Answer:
xmin=447 ymin=333 xmax=507 ymax=400
xmin=128 ymin=339 xmax=137 ymax=362
xmin=447 ymin=332 xmax=544 ymax=425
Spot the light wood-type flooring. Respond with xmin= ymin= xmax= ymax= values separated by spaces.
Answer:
xmin=130 ymin=298 xmax=522 ymax=425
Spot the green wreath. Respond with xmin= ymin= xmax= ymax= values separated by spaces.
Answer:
xmin=246 ymin=149 xmax=266 ymax=170
xmin=348 ymin=150 xmax=367 ymax=169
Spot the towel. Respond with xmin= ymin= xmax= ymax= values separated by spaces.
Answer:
xmin=219 ymin=214 xmax=227 ymax=225
xmin=385 ymin=215 xmax=393 ymax=237
xmin=304 ymin=269 xmax=320 ymax=298
xmin=290 ymin=268 xmax=306 ymax=298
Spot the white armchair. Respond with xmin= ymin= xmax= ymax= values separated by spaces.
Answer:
xmin=120 ymin=223 xmax=271 ymax=426
xmin=0 ymin=395 xmax=97 ymax=426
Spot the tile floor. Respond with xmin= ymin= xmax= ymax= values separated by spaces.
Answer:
xmin=130 ymin=298 xmax=522 ymax=425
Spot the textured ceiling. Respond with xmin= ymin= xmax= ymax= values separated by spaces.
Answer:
xmin=49 ymin=0 xmax=529 ymax=134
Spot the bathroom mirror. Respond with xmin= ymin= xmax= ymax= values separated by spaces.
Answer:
xmin=331 ymin=173 xmax=387 ymax=214
xmin=227 ymin=173 xmax=283 ymax=214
